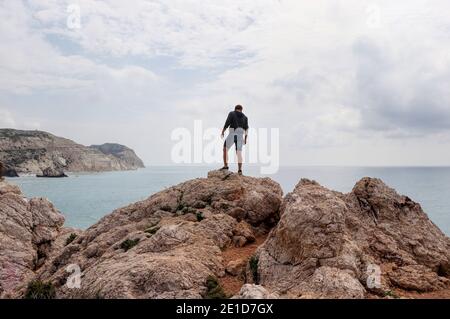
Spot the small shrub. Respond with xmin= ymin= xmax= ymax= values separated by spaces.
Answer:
xmin=177 ymin=204 xmax=197 ymax=215
xmin=181 ymin=207 xmax=189 ymax=215
xmin=145 ymin=226 xmax=160 ymax=235
xmin=65 ymin=233 xmax=77 ymax=246
xmin=95 ymin=290 xmax=104 ymax=299
xmin=196 ymin=212 xmax=204 ymax=222
xmin=120 ymin=238 xmax=140 ymax=251
xmin=205 ymin=276 xmax=227 ymax=299
xmin=24 ymin=280 xmax=56 ymax=299
xmin=249 ymin=255 xmax=259 ymax=284
xmin=384 ymin=290 xmax=400 ymax=299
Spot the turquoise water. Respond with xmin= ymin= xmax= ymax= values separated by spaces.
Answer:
xmin=7 ymin=166 xmax=450 ymax=235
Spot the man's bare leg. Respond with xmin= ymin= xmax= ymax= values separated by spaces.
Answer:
xmin=237 ymin=151 xmax=243 ymax=174
xmin=222 ymin=147 xmax=229 ymax=169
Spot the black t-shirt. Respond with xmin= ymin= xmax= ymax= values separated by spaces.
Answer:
xmin=223 ymin=111 xmax=249 ymax=130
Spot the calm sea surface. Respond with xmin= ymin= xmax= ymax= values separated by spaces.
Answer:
xmin=7 ymin=166 xmax=450 ymax=235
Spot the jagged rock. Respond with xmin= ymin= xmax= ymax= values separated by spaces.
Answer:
xmin=0 ymin=181 xmax=65 ymax=298
xmin=90 ymin=143 xmax=144 ymax=169
xmin=32 ymin=170 xmax=283 ymax=298
xmin=226 ymin=258 xmax=247 ymax=276
xmin=233 ymin=221 xmax=256 ymax=243
xmin=0 ymin=162 xmax=18 ymax=178
xmin=2 ymin=171 xmax=449 ymax=300
xmin=37 ymin=167 xmax=68 ymax=178
xmin=4 ymin=167 xmax=19 ymax=178
xmin=0 ymin=182 xmax=21 ymax=196
xmin=233 ymin=236 xmax=248 ymax=248
xmin=232 ymin=284 xmax=279 ymax=299
xmin=257 ymin=178 xmax=450 ymax=298
xmin=0 ymin=129 xmax=144 ymax=174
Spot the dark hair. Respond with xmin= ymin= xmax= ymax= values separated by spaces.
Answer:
xmin=235 ymin=105 xmax=243 ymax=111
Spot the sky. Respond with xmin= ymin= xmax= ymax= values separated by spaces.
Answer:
xmin=1 ymin=0 xmax=450 ymax=166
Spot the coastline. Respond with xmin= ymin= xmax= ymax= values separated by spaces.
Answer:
xmin=5 ymin=166 xmax=450 ymax=235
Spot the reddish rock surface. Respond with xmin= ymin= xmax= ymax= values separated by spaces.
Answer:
xmin=1 ymin=173 xmax=449 ymax=299
xmin=256 ymin=178 xmax=450 ymax=298
xmin=35 ymin=170 xmax=282 ymax=298
xmin=0 ymin=181 xmax=65 ymax=298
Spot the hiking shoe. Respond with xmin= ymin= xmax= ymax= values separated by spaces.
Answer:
xmin=238 ymin=170 xmax=243 ymax=176
xmin=220 ymin=166 xmax=229 ymax=171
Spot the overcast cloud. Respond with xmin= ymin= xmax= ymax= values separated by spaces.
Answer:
xmin=1 ymin=0 xmax=450 ymax=166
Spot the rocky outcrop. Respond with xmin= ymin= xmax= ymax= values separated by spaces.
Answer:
xmin=36 ymin=167 xmax=68 ymax=178
xmin=232 ymin=284 xmax=279 ymax=299
xmin=0 ymin=161 xmax=18 ymax=178
xmin=256 ymin=178 xmax=450 ymax=298
xmin=0 ymin=180 xmax=65 ymax=298
xmin=90 ymin=143 xmax=144 ymax=169
xmin=1 ymin=172 xmax=449 ymax=299
xmin=0 ymin=129 xmax=144 ymax=175
xmin=3 ymin=167 xmax=19 ymax=178
xmin=32 ymin=170 xmax=282 ymax=298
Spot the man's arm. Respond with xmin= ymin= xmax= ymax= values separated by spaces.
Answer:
xmin=221 ymin=112 xmax=232 ymax=138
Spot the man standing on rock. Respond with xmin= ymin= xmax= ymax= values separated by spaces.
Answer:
xmin=220 ymin=105 xmax=249 ymax=175
xmin=0 ymin=162 xmax=4 ymax=180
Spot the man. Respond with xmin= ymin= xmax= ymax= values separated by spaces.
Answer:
xmin=220 ymin=105 xmax=249 ymax=175
xmin=0 ymin=161 xmax=4 ymax=180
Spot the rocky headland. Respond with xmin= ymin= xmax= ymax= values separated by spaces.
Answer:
xmin=0 ymin=170 xmax=449 ymax=299
xmin=0 ymin=129 xmax=144 ymax=176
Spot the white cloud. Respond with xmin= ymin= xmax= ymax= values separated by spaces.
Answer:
xmin=1 ymin=0 xmax=450 ymax=165
xmin=26 ymin=0 xmax=281 ymax=67
xmin=0 ymin=1 xmax=159 ymax=94
xmin=0 ymin=108 xmax=16 ymax=128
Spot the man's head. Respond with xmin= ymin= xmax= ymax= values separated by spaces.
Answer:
xmin=235 ymin=105 xmax=243 ymax=112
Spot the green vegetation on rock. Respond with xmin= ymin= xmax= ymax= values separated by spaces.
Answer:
xmin=24 ymin=280 xmax=56 ymax=299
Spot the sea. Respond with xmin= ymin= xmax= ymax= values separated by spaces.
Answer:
xmin=6 ymin=166 xmax=450 ymax=235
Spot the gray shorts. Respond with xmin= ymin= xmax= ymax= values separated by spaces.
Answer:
xmin=224 ymin=128 xmax=245 ymax=151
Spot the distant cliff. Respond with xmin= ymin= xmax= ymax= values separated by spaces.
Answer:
xmin=0 ymin=129 xmax=145 ymax=175
xmin=90 ymin=143 xmax=144 ymax=170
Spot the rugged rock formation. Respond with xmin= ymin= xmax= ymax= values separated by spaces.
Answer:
xmin=32 ymin=170 xmax=282 ymax=298
xmin=36 ymin=167 xmax=68 ymax=178
xmin=0 ymin=161 xmax=18 ymax=178
xmin=0 ymin=129 xmax=144 ymax=175
xmin=232 ymin=284 xmax=279 ymax=299
xmin=1 ymin=172 xmax=449 ymax=299
xmin=3 ymin=167 xmax=19 ymax=178
xmin=90 ymin=143 xmax=144 ymax=169
xmin=256 ymin=178 xmax=450 ymax=298
xmin=0 ymin=180 xmax=65 ymax=298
